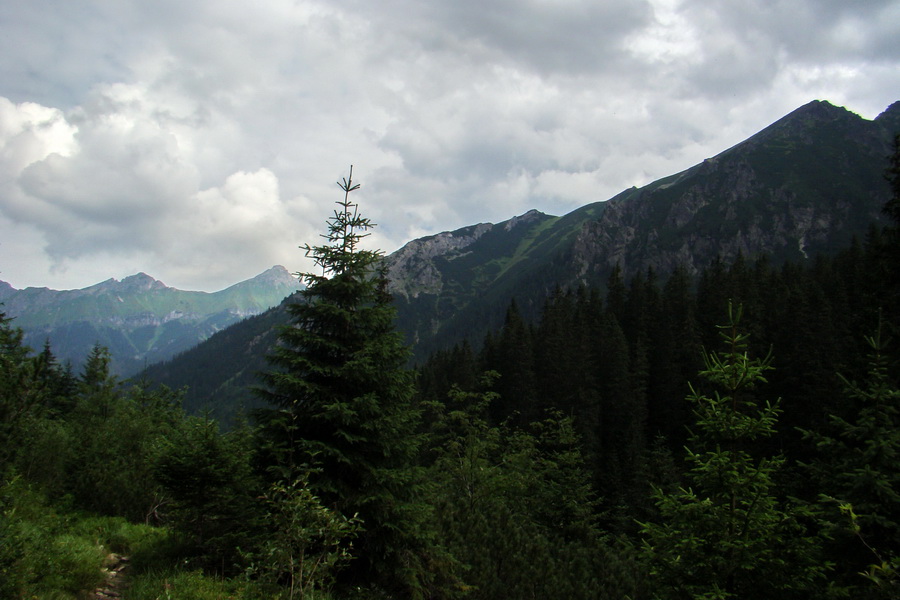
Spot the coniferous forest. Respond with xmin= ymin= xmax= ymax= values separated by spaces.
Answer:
xmin=2 ymin=147 xmax=900 ymax=599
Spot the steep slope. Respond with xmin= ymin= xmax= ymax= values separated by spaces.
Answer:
xmin=141 ymin=99 xmax=898 ymax=416
xmin=387 ymin=100 xmax=897 ymax=357
xmin=568 ymin=100 xmax=898 ymax=281
xmin=139 ymin=296 xmax=295 ymax=421
xmin=0 ymin=266 xmax=301 ymax=376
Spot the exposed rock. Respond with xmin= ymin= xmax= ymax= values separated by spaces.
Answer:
xmin=386 ymin=222 xmax=493 ymax=298
xmin=91 ymin=553 xmax=129 ymax=600
xmin=503 ymin=208 xmax=545 ymax=231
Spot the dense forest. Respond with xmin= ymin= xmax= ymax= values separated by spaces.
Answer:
xmin=1 ymin=150 xmax=900 ymax=599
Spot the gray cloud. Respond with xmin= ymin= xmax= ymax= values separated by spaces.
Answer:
xmin=0 ymin=0 xmax=897 ymax=291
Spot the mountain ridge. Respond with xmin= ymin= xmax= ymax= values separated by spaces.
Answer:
xmin=0 ymin=265 xmax=301 ymax=376
xmin=130 ymin=99 xmax=900 ymax=417
xmin=376 ymin=99 xmax=896 ymax=358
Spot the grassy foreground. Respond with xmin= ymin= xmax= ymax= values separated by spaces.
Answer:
xmin=1 ymin=478 xmax=336 ymax=600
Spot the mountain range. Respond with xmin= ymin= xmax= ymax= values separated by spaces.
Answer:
xmin=0 ymin=266 xmax=301 ymax=377
xmin=43 ymin=99 xmax=900 ymax=418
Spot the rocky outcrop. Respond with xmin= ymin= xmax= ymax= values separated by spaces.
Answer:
xmin=386 ymin=209 xmax=551 ymax=299
xmin=386 ymin=223 xmax=493 ymax=298
xmin=91 ymin=553 xmax=129 ymax=599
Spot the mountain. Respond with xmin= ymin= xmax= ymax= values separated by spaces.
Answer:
xmin=388 ymin=100 xmax=899 ymax=356
xmin=140 ymin=100 xmax=898 ymax=417
xmin=0 ymin=266 xmax=301 ymax=377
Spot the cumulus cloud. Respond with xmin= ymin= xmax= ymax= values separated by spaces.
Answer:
xmin=0 ymin=0 xmax=897 ymax=291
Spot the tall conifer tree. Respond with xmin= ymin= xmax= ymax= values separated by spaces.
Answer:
xmin=257 ymin=167 xmax=430 ymax=596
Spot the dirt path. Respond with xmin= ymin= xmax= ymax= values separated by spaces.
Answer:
xmin=91 ymin=553 xmax=130 ymax=600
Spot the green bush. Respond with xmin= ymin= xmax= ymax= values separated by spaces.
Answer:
xmin=45 ymin=533 xmax=106 ymax=595
xmin=0 ymin=479 xmax=107 ymax=598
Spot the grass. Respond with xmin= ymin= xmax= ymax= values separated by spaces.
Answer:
xmin=127 ymin=567 xmax=339 ymax=600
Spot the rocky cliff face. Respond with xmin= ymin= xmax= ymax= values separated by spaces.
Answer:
xmin=385 ymin=209 xmax=549 ymax=299
xmin=386 ymin=222 xmax=493 ymax=298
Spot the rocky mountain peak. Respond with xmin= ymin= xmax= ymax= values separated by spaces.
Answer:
xmin=250 ymin=265 xmax=299 ymax=287
xmin=119 ymin=272 xmax=168 ymax=292
xmin=738 ymin=99 xmax=860 ymax=151
xmin=503 ymin=209 xmax=546 ymax=231
xmin=222 ymin=265 xmax=302 ymax=296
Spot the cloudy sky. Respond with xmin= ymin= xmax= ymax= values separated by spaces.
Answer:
xmin=1 ymin=0 xmax=898 ymax=292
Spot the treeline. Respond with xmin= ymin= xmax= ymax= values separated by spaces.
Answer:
xmin=1 ymin=156 xmax=899 ymax=599
xmin=419 ymin=227 xmax=894 ymax=508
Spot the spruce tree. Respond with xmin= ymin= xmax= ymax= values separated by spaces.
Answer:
xmin=486 ymin=299 xmax=536 ymax=426
xmin=257 ymin=167 xmax=431 ymax=596
xmin=0 ymin=310 xmax=43 ymax=471
xmin=640 ymin=303 xmax=826 ymax=599
xmin=801 ymin=323 xmax=900 ymax=595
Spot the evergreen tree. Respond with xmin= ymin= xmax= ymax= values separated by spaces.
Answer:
xmin=154 ymin=415 xmax=262 ymax=573
xmin=61 ymin=375 xmax=182 ymax=520
xmin=77 ymin=344 xmax=117 ymax=418
xmin=884 ymin=134 xmax=900 ymax=228
xmin=883 ymin=134 xmax=900 ymax=330
xmin=649 ymin=265 xmax=701 ymax=446
xmin=640 ymin=303 xmax=826 ymax=599
xmin=485 ymin=299 xmax=536 ymax=426
xmin=428 ymin=378 xmax=640 ymax=600
xmin=802 ymin=322 xmax=900 ymax=595
xmin=595 ymin=310 xmax=644 ymax=524
xmin=257 ymin=167 xmax=433 ymax=596
xmin=534 ymin=287 xmax=579 ymax=418
xmin=0 ymin=310 xmax=43 ymax=471
xmin=34 ymin=339 xmax=75 ymax=414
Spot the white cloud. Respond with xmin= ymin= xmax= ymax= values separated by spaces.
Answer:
xmin=0 ymin=0 xmax=897 ymax=291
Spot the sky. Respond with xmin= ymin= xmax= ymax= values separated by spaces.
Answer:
xmin=1 ymin=0 xmax=898 ymax=292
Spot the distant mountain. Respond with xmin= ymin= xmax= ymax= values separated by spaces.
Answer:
xmin=141 ymin=100 xmax=899 ymax=418
xmin=0 ymin=266 xmax=301 ymax=377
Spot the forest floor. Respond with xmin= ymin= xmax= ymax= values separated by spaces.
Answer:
xmin=91 ymin=553 xmax=130 ymax=599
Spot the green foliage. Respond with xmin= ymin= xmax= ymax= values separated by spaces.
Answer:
xmin=427 ymin=376 xmax=644 ymax=600
xmin=257 ymin=168 xmax=435 ymax=596
xmin=153 ymin=415 xmax=262 ymax=573
xmin=640 ymin=303 xmax=827 ymax=599
xmin=54 ymin=382 xmax=183 ymax=521
xmin=246 ymin=478 xmax=359 ymax=599
xmin=0 ymin=478 xmax=107 ymax=598
xmin=802 ymin=322 xmax=900 ymax=594
xmin=0 ymin=310 xmax=47 ymax=472
xmin=127 ymin=569 xmax=251 ymax=600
